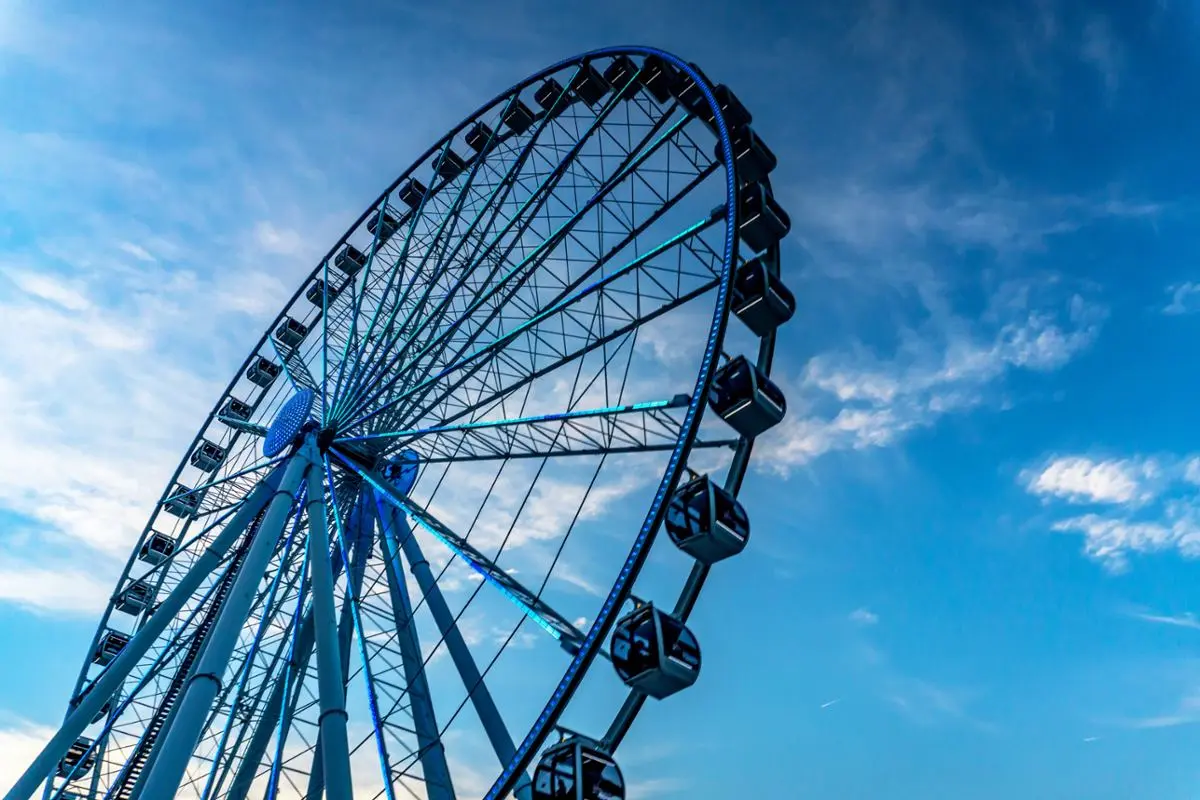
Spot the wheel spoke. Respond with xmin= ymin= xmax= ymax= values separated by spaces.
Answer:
xmin=344 ymin=210 xmax=720 ymax=437
xmin=337 ymin=68 xmax=660 ymax=427
xmin=340 ymin=97 xmax=689 ymax=429
xmin=343 ymin=455 xmax=587 ymax=650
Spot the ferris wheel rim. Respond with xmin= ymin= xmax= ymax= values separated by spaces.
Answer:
xmin=47 ymin=43 xmax=760 ymax=800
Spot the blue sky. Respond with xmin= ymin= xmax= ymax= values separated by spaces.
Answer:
xmin=4 ymin=0 xmax=1200 ymax=797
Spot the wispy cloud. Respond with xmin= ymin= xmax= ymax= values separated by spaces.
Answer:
xmin=117 ymin=241 xmax=156 ymax=263
xmin=1129 ymin=609 xmax=1200 ymax=630
xmin=1022 ymin=452 xmax=1200 ymax=570
xmin=0 ymin=718 xmax=54 ymax=796
xmin=1163 ymin=282 xmax=1200 ymax=315
xmin=1081 ymin=15 xmax=1123 ymax=101
xmin=1025 ymin=456 xmax=1162 ymax=505
xmin=849 ymin=608 xmax=880 ymax=626
xmin=757 ymin=290 xmax=1104 ymax=475
xmin=1129 ymin=686 xmax=1200 ymax=729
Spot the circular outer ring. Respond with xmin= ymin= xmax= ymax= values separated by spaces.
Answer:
xmin=476 ymin=45 xmax=741 ymax=798
xmin=61 ymin=43 xmax=747 ymax=799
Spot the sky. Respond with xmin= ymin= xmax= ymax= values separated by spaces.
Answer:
xmin=4 ymin=0 xmax=1200 ymax=797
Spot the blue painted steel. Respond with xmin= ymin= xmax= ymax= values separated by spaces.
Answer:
xmin=264 ymin=538 xmax=313 ymax=800
xmin=483 ymin=46 xmax=740 ymax=800
xmin=263 ymin=389 xmax=315 ymax=457
xmin=341 ymin=108 xmax=694 ymax=433
xmin=329 ymin=91 xmax=559 ymax=424
xmin=322 ymin=461 xmax=398 ymax=800
xmin=348 ymin=456 xmax=563 ymax=641
xmin=41 ymin=560 xmax=238 ymax=800
xmin=161 ymin=455 xmax=288 ymax=506
xmin=336 ymin=398 xmax=682 ymax=445
xmin=197 ymin=489 xmax=307 ymax=800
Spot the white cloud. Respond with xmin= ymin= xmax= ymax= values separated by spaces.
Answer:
xmin=1050 ymin=515 xmax=1186 ymax=572
xmin=3 ymin=269 xmax=90 ymax=311
xmin=0 ymin=563 xmax=112 ymax=614
xmin=756 ymin=293 xmax=1102 ymax=475
xmin=1164 ymin=282 xmax=1200 ymax=316
xmin=253 ymin=221 xmax=306 ymax=257
xmin=1026 ymin=456 xmax=1158 ymax=505
xmin=849 ymin=608 xmax=879 ymax=626
xmin=1130 ymin=610 xmax=1200 ymax=631
xmin=0 ymin=719 xmax=54 ymax=797
xmin=1130 ymin=686 xmax=1200 ymax=729
xmin=1022 ymin=453 xmax=1200 ymax=570
xmin=117 ymin=241 xmax=156 ymax=263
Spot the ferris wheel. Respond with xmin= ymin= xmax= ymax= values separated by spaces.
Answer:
xmin=5 ymin=45 xmax=794 ymax=800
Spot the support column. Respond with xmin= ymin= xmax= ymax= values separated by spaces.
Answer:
xmin=3 ymin=471 xmax=281 ymax=800
xmin=137 ymin=449 xmax=310 ymax=800
xmin=225 ymin=543 xmax=351 ymax=800
xmin=377 ymin=502 xmax=532 ymax=800
xmin=303 ymin=441 xmax=355 ymax=800
xmin=305 ymin=490 xmax=372 ymax=800
xmin=376 ymin=500 xmax=456 ymax=800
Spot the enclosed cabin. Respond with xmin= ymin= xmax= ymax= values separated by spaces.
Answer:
xmin=502 ymin=98 xmax=536 ymax=134
xmin=398 ymin=178 xmax=428 ymax=210
xmin=611 ymin=602 xmax=700 ymax=699
xmin=92 ymin=629 xmax=130 ymax=666
xmin=465 ymin=120 xmax=497 ymax=154
xmin=738 ymin=182 xmax=791 ymax=255
xmin=665 ymin=474 xmax=749 ymax=564
xmin=672 ymin=62 xmax=717 ymax=119
xmin=138 ymin=530 xmax=177 ymax=565
xmin=367 ymin=209 xmax=402 ymax=245
xmin=636 ymin=54 xmax=680 ymax=104
xmin=190 ymin=439 xmax=226 ymax=473
xmin=695 ymin=84 xmax=752 ymax=137
xmin=57 ymin=737 xmax=95 ymax=779
xmin=708 ymin=354 xmax=786 ymax=438
xmin=164 ymin=482 xmax=202 ymax=518
xmin=246 ymin=357 xmax=281 ymax=389
xmin=603 ymin=55 xmax=640 ymax=100
xmin=334 ymin=244 xmax=367 ymax=276
xmin=433 ymin=148 xmax=467 ymax=182
xmin=534 ymin=78 xmax=571 ymax=119
xmin=220 ymin=397 xmax=252 ymax=424
xmin=533 ymin=736 xmax=624 ymax=800
xmin=273 ymin=316 xmax=309 ymax=350
xmin=568 ymin=62 xmax=611 ymax=107
xmin=90 ymin=696 xmax=113 ymax=724
xmin=731 ymin=251 xmax=795 ymax=337
xmin=115 ymin=578 xmax=156 ymax=616
xmin=716 ymin=125 xmax=777 ymax=186
xmin=306 ymin=278 xmax=340 ymax=307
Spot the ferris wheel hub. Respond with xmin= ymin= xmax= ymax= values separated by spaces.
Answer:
xmin=263 ymin=388 xmax=316 ymax=457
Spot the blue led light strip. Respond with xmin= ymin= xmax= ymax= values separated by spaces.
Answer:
xmin=334 ymin=397 xmax=685 ymax=445
xmin=322 ymin=458 xmax=399 ymax=800
xmin=483 ymin=47 xmax=741 ymax=800
xmin=335 ymin=452 xmax=572 ymax=643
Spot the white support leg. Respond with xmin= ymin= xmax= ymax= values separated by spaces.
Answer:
xmin=2 ymin=471 xmax=282 ymax=800
xmin=136 ymin=449 xmax=310 ymax=800
xmin=303 ymin=440 xmax=355 ymax=800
